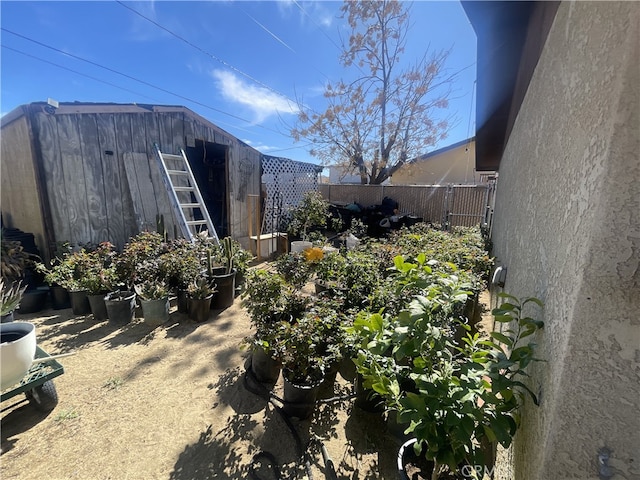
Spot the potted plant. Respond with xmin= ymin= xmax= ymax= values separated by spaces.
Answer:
xmin=241 ymin=269 xmax=310 ymax=388
xmin=158 ymin=239 xmax=201 ymax=313
xmin=232 ymin=243 xmax=254 ymax=293
xmin=274 ymin=251 xmax=314 ymax=289
xmin=115 ymin=231 xmax=167 ymax=289
xmin=32 ymin=241 xmax=73 ymax=310
xmin=1 ymin=280 xmax=26 ymax=323
xmin=1 ymin=238 xmax=47 ymax=314
xmin=208 ymin=237 xmax=237 ymax=310
xmin=135 ymin=280 xmax=170 ymax=327
xmin=355 ymin=287 xmax=544 ymax=480
xmin=313 ymin=249 xmax=347 ymax=296
xmin=187 ymin=276 xmax=216 ymax=322
xmin=50 ymin=247 xmax=98 ymax=315
xmin=274 ymin=303 xmax=344 ymax=419
xmin=79 ymin=243 xmax=119 ymax=321
xmin=286 ymin=190 xmax=329 ymax=252
xmin=104 ymin=289 xmax=136 ymax=325
xmin=35 ymin=261 xmax=71 ymax=310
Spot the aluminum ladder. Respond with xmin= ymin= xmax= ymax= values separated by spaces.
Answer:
xmin=154 ymin=144 xmax=219 ymax=243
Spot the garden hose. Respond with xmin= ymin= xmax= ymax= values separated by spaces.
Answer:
xmin=243 ymin=363 xmax=355 ymax=480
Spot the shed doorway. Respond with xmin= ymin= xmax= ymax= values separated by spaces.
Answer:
xmin=186 ymin=139 xmax=229 ymax=239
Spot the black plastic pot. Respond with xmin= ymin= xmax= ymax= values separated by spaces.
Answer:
xmin=1 ymin=312 xmax=14 ymax=323
xmin=189 ymin=295 xmax=212 ymax=322
xmin=69 ymin=290 xmax=91 ymax=315
xmin=249 ymin=347 xmax=281 ymax=386
xmin=210 ymin=270 xmax=236 ymax=310
xmin=318 ymin=362 xmax=340 ymax=399
xmin=282 ymin=371 xmax=323 ymax=420
xmin=16 ymin=287 xmax=49 ymax=314
xmin=51 ymin=286 xmax=71 ymax=310
xmin=87 ymin=293 xmax=109 ymax=321
xmin=176 ymin=289 xmax=189 ymax=314
xmin=104 ymin=291 xmax=136 ymax=325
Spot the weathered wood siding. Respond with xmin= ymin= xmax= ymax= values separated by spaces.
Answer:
xmin=2 ymin=104 xmax=262 ymax=256
xmin=0 ymin=111 xmax=48 ymax=258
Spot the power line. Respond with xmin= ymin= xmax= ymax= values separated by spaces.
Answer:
xmin=115 ymin=1 xmax=296 ymax=105
xmin=0 ymin=44 xmax=159 ymax=102
xmin=1 ymin=28 xmax=287 ymax=136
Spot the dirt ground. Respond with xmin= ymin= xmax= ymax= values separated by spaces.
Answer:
xmin=1 ymin=290 xmax=492 ymax=480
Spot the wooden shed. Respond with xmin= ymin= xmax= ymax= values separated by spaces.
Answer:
xmin=0 ymin=101 xmax=262 ymax=262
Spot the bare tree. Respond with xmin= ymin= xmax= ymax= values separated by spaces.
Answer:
xmin=292 ymin=0 xmax=454 ymax=184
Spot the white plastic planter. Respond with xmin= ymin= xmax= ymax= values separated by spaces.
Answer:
xmin=1 ymin=322 xmax=36 ymax=390
xmin=290 ymin=241 xmax=313 ymax=253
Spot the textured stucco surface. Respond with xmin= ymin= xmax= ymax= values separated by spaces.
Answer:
xmin=490 ymin=2 xmax=639 ymax=479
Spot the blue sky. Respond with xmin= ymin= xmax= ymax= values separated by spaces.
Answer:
xmin=0 ymin=1 xmax=476 ymax=165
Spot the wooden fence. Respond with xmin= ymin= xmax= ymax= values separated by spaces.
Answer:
xmin=318 ymin=184 xmax=495 ymax=228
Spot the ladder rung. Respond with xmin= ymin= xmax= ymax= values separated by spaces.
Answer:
xmin=166 ymin=169 xmax=189 ymax=176
xmin=162 ymin=154 xmax=184 ymax=161
xmin=180 ymin=203 xmax=201 ymax=209
xmin=174 ymin=186 xmax=195 ymax=192
xmin=186 ymin=220 xmax=208 ymax=226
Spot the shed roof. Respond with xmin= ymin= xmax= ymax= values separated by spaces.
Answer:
xmin=1 ymin=101 xmax=251 ymax=147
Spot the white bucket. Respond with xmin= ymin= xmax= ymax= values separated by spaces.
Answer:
xmin=1 ymin=322 xmax=36 ymax=390
xmin=290 ymin=241 xmax=313 ymax=253
xmin=346 ymin=234 xmax=360 ymax=250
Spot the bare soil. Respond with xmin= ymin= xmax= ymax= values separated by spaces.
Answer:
xmin=1 ymin=291 xmax=492 ymax=480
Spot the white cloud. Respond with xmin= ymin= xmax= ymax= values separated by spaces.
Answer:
xmin=212 ymin=70 xmax=299 ymax=123
xmin=242 ymin=139 xmax=281 ymax=153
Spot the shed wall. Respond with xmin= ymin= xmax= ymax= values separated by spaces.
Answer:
xmin=5 ymin=105 xmax=261 ymax=255
xmin=0 ymin=113 xmax=47 ymax=258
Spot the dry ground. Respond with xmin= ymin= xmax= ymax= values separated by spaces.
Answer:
xmin=1 ymin=291 xmax=492 ymax=480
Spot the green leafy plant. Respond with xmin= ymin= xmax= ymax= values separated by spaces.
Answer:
xmin=285 ymin=190 xmax=329 ymax=241
xmin=116 ymin=232 xmax=167 ymax=288
xmin=355 ymin=290 xmax=544 ymax=480
xmin=276 ymin=304 xmax=345 ymax=385
xmin=0 ymin=234 xmax=40 ymax=283
xmin=187 ymin=276 xmax=217 ymax=299
xmin=241 ymin=269 xmax=311 ymax=358
xmin=134 ymin=280 xmax=169 ymax=301
xmin=274 ymin=252 xmax=313 ymax=288
xmin=158 ymin=239 xmax=201 ymax=291
xmin=0 ymin=279 xmax=26 ymax=316
xmin=78 ymin=242 xmax=120 ymax=294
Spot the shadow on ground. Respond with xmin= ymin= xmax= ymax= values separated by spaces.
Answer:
xmin=1 ymin=400 xmax=52 ymax=455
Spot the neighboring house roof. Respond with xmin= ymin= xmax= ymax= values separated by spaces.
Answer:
xmin=392 ymin=137 xmax=478 ymax=185
xmin=412 ymin=137 xmax=475 ymax=163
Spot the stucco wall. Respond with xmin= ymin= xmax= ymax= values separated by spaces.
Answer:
xmin=490 ymin=2 xmax=639 ymax=479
